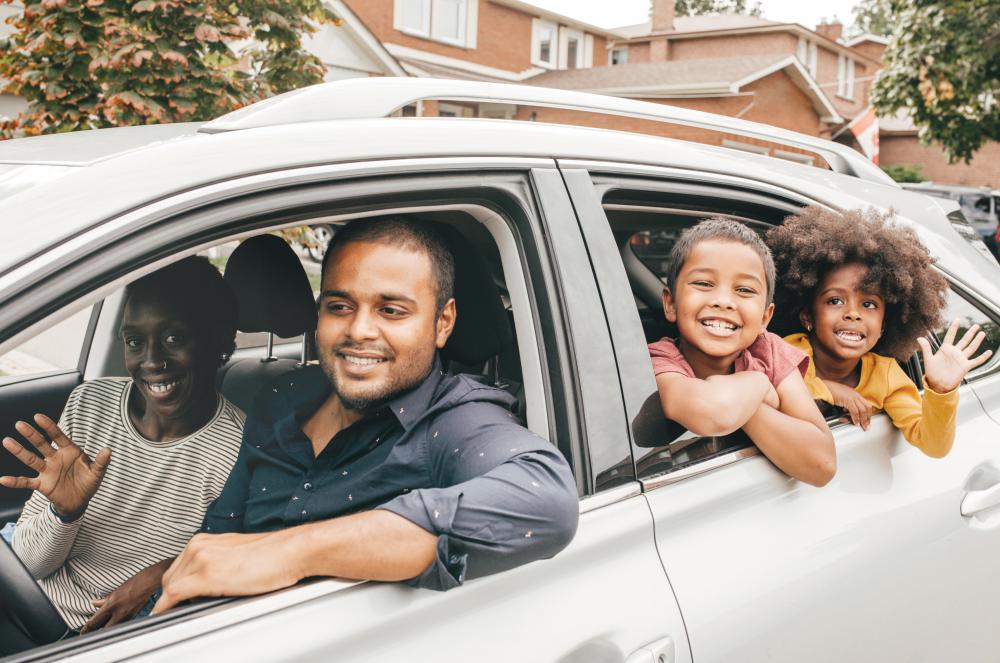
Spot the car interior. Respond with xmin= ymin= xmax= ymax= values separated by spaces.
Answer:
xmin=0 ymin=208 xmax=546 ymax=657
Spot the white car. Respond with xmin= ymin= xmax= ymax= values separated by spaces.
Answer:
xmin=1 ymin=78 xmax=999 ymax=663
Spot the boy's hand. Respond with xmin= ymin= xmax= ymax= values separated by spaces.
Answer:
xmin=918 ymin=320 xmax=992 ymax=394
xmin=824 ymin=380 xmax=872 ymax=430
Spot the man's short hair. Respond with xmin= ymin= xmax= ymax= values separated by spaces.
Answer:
xmin=321 ymin=216 xmax=456 ymax=313
xmin=664 ymin=218 xmax=776 ymax=305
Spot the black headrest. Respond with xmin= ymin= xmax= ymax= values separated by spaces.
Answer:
xmin=439 ymin=226 xmax=513 ymax=365
xmin=224 ymin=235 xmax=317 ymax=337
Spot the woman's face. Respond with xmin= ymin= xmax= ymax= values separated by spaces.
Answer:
xmin=120 ymin=297 xmax=218 ymax=422
xmin=806 ymin=262 xmax=885 ymax=363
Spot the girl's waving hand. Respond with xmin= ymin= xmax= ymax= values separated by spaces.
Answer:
xmin=918 ymin=320 xmax=992 ymax=394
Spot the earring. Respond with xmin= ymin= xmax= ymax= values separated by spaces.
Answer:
xmin=804 ymin=323 xmax=812 ymax=332
xmin=161 ymin=361 xmax=168 ymax=371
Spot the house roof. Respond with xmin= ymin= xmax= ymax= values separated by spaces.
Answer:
xmin=614 ymin=14 xmax=779 ymax=38
xmin=327 ymin=0 xmax=407 ymax=77
xmin=525 ymin=54 xmax=843 ymax=123
xmin=612 ymin=17 xmax=882 ymax=67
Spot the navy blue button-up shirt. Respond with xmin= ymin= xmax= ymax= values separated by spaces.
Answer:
xmin=203 ymin=358 xmax=579 ymax=590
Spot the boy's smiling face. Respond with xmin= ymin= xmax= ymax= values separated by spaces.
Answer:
xmin=663 ymin=239 xmax=774 ymax=376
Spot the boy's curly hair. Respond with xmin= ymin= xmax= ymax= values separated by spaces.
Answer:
xmin=766 ymin=206 xmax=948 ymax=360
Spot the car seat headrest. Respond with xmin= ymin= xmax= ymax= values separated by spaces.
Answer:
xmin=224 ymin=234 xmax=318 ymax=337
xmin=440 ymin=226 xmax=513 ymax=366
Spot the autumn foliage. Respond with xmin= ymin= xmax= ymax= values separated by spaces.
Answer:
xmin=0 ymin=0 xmax=339 ymax=137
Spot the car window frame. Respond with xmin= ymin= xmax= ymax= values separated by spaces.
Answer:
xmin=560 ymin=162 xmax=829 ymax=487
xmin=0 ymin=159 xmax=624 ymax=660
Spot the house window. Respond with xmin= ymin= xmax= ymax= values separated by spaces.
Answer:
xmin=396 ymin=0 xmax=430 ymax=37
xmin=611 ymin=47 xmax=628 ymax=65
xmin=561 ymin=27 xmax=585 ymax=70
xmin=395 ymin=0 xmax=477 ymax=47
xmin=797 ymin=37 xmax=807 ymax=65
xmin=837 ymin=54 xmax=855 ymax=99
xmin=807 ymin=41 xmax=818 ymax=78
xmin=432 ymin=0 xmax=467 ymax=46
xmin=532 ymin=19 xmax=557 ymax=68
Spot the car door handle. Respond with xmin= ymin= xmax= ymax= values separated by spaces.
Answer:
xmin=961 ymin=481 xmax=1000 ymax=516
xmin=624 ymin=636 xmax=674 ymax=663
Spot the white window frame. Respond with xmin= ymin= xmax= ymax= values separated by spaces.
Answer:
xmin=610 ymin=46 xmax=628 ymax=66
xmin=559 ymin=27 xmax=585 ymax=70
xmin=395 ymin=0 xmax=477 ymax=48
xmin=797 ymin=37 xmax=807 ymax=65
xmin=845 ymin=58 xmax=855 ymax=100
xmin=531 ymin=18 xmax=558 ymax=69
xmin=837 ymin=54 xmax=847 ymax=97
xmin=394 ymin=0 xmax=431 ymax=38
xmin=807 ymin=41 xmax=818 ymax=78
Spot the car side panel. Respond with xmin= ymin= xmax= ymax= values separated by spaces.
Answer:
xmin=644 ymin=394 xmax=1000 ymax=663
xmin=62 ymin=495 xmax=688 ymax=663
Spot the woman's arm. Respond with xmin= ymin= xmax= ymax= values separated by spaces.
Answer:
xmin=742 ymin=371 xmax=836 ymax=487
xmin=656 ymin=371 xmax=776 ymax=437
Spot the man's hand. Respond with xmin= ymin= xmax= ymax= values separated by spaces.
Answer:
xmin=919 ymin=321 xmax=992 ymax=394
xmin=823 ymin=380 xmax=872 ymax=430
xmin=81 ymin=558 xmax=173 ymax=633
xmin=152 ymin=531 xmax=294 ymax=615
xmin=0 ymin=414 xmax=111 ymax=516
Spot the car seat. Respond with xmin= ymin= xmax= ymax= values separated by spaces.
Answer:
xmin=216 ymin=234 xmax=318 ymax=412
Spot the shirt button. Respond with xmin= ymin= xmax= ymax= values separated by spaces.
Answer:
xmin=303 ymin=482 xmax=313 ymax=491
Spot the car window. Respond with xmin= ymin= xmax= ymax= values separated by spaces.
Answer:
xmin=0 ymin=307 xmax=93 ymax=382
xmin=933 ymin=288 xmax=1000 ymax=379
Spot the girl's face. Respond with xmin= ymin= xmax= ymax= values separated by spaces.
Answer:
xmin=804 ymin=262 xmax=885 ymax=363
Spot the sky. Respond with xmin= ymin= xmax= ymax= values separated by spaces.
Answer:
xmin=523 ymin=0 xmax=862 ymax=31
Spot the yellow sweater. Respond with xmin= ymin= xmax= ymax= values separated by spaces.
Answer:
xmin=785 ymin=333 xmax=958 ymax=458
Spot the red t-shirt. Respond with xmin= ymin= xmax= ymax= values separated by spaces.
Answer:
xmin=648 ymin=331 xmax=808 ymax=388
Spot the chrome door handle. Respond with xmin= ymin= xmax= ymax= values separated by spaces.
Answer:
xmin=624 ymin=636 xmax=674 ymax=663
xmin=962 ymin=481 xmax=1000 ymax=516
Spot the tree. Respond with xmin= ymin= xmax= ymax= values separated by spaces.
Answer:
xmin=881 ymin=163 xmax=925 ymax=183
xmin=848 ymin=0 xmax=892 ymax=38
xmin=870 ymin=0 xmax=1000 ymax=163
xmin=0 ymin=0 xmax=339 ymax=137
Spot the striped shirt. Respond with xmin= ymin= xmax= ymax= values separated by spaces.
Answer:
xmin=13 ymin=378 xmax=244 ymax=630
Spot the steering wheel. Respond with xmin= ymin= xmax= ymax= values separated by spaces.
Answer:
xmin=0 ymin=534 xmax=71 ymax=653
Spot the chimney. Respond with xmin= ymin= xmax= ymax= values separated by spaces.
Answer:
xmin=651 ymin=0 xmax=675 ymax=33
xmin=815 ymin=19 xmax=843 ymax=42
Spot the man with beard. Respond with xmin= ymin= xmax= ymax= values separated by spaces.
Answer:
xmin=150 ymin=216 xmax=579 ymax=612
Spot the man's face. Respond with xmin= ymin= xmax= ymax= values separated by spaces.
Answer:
xmin=663 ymin=239 xmax=774 ymax=373
xmin=317 ymin=241 xmax=456 ymax=411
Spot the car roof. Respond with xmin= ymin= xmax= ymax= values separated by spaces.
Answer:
xmin=0 ymin=122 xmax=203 ymax=166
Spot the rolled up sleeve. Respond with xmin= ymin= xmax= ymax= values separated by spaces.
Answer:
xmin=378 ymin=417 xmax=579 ymax=591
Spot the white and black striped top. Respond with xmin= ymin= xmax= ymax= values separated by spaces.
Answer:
xmin=13 ymin=378 xmax=244 ymax=630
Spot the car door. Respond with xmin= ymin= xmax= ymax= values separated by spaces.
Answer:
xmin=2 ymin=161 xmax=689 ymax=663
xmin=561 ymin=163 xmax=1000 ymax=663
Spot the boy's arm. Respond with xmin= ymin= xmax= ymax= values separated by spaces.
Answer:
xmin=655 ymin=371 xmax=776 ymax=437
xmin=741 ymin=370 xmax=836 ymax=487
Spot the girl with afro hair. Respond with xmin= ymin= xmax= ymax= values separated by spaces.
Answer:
xmin=767 ymin=206 xmax=991 ymax=458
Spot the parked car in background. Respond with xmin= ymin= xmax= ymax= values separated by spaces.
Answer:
xmin=1 ymin=78 xmax=1000 ymax=663
xmin=900 ymin=182 xmax=1000 ymax=243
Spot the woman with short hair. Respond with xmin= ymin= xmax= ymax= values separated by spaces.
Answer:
xmin=1 ymin=256 xmax=244 ymax=632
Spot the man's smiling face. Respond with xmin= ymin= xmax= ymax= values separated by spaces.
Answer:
xmin=663 ymin=239 xmax=774 ymax=375
xmin=317 ymin=240 xmax=455 ymax=411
